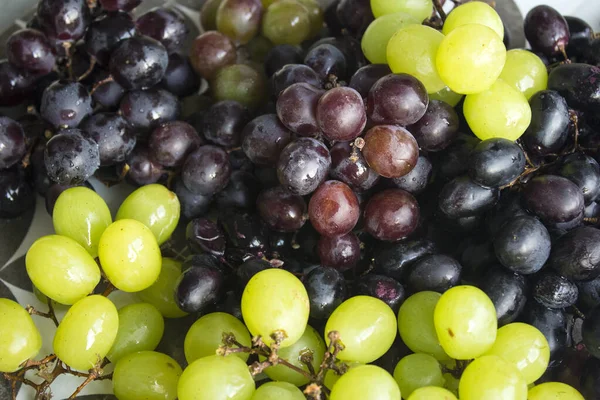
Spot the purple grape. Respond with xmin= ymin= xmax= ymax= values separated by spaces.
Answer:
xmin=0 ymin=60 xmax=36 ymax=107
xmin=329 ymin=141 xmax=380 ymax=192
xmin=110 ymin=36 xmax=169 ymax=90
xmin=349 ymin=64 xmax=392 ymax=98
xmin=6 ymin=29 xmax=56 ymax=74
xmin=123 ymin=147 xmax=166 ymax=186
xmin=308 ymin=180 xmax=360 ymax=237
xmin=92 ymin=71 xmax=126 ymax=110
xmin=241 ymin=114 xmax=293 ymax=166
xmin=99 ymin=0 xmax=141 ymax=11
xmin=44 ymin=129 xmax=100 ymax=184
xmin=407 ymin=99 xmax=459 ymax=152
xmin=160 ymin=53 xmax=201 ymax=97
xmin=271 ymin=64 xmax=321 ymax=97
xmin=119 ymin=88 xmax=181 ymax=133
xmin=182 ymin=145 xmax=232 ymax=196
xmin=335 ymin=0 xmax=373 ymax=35
xmin=277 ymin=137 xmax=331 ymax=195
xmin=316 ymin=86 xmax=366 ymax=142
xmin=216 ymin=170 xmax=260 ymax=210
xmin=317 ymin=232 xmax=361 ymax=271
xmin=355 ymin=274 xmax=405 ymax=313
xmin=136 ymin=7 xmax=188 ymax=54
xmin=148 ymin=121 xmax=203 ymax=167
xmin=40 ymin=80 xmax=93 ymax=129
xmin=257 ymin=186 xmax=308 ymax=232
xmin=186 ymin=217 xmax=226 ymax=257
xmin=523 ymin=175 xmax=585 ymax=225
xmin=304 ymin=43 xmax=347 ymax=80
xmin=174 ymin=178 xmax=212 ymax=220
xmin=0 ymin=167 xmax=35 ymax=218
xmin=37 ymin=0 xmax=91 ymax=42
xmin=276 ymin=82 xmax=324 ymax=137
xmin=0 ymin=117 xmax=26 ymax=169
xmin=367 ymin=73 xmax=429 ymax=126
xmin=265 ymin=45 xmax=304 ymax=77
xmin=364 ymin=189 xmax=420 ymax=241
xmin=81 ymin=113 xmax=136 ymax=166
xmin=303 ymin=266 xmax=347 ymax=319
xmin=202 ymin=101 xmax=251 ymax=148
xmin=83 ymin=11 xmax=136 ymax=67
xmin=524 ymin=5 xmax=570 ymax=56
xmin=189 ymin=31 xmax=237 ymax=80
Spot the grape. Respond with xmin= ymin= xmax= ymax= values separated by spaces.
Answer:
xmin=139 ymin=258 xmax=189 ymax=318
xmin=393 ymin=353 xmax=444 ymax=398
xmin=242 ymin=269 xmax=309 ymax=347
xmin=374 ymin=239 xmax=436 ymax=281
xmin=429 ymin=86 xmax=463 ymax=107
xmin=276 ymin=83 xmax=324 ymax=137
xmin=148 ymin=121 xmax=202 ymax=167
xmin=330 ymin=365 xmax=401 ymax=400
xmin=407 ymin=100 xmax=459 ymax=152
xmin=368 ymin=74 xmax=428 ymax=126
xmin=182 ymin=145 xmax=232 ymax=196
xmin=0 ymin=60 xmax=35 ymax=107
xmin=355 ymin=275 xmax=405 ymax=313
xmin=548 ymin=64 xmax=600 ymax=116
xmin=330 ymin=142 xmax=380 ymax=192
xmin=178 ymin=355 xmax=255 ymax=400
xmin=336 ymin=0 xmax=374 ymax=35
xmin=257 ymin=186 xmax=308 ymax=232
xmin=407 ymin=255 xmax=461 ymax=293
xmin=362 ymin=125 xmax=419 ymax=178
xmin=521 ymin=300 xmax=569 ymax=363
xmin=533 ymin=271 xmax=578 ymax=309
xmin=0 ymin=167 xmax=35 ymax=218
xmin=303 ymin=267 xmax=347 ymax=320
xmin=434 ymin=286 xmax=497 ymax=360
xmin=216 ymin=169 xmax=259 ymax=211
xmin=308 ymin=180 xmax=359 ymax=237
xmin=304 ymin=43 xmax=347 ymax=81
xmin=317 ymin=87 xmax=366 ymax=141
xmin=264 ymin=325 xmax=325 ymax=385
xmin=136 ymin=7 xmax=188 ymax=54
xmin=217 ymin=0 xmax=263 ymax=44
xmin=186 ymin=220 xmax=225 ymax=259
xmin=363 ymin=189 xmax=420 ymax=242
xmin=558 ymin=153 xmax=600 ymax=205
xmin=212 ymin=64 xmax=267 ymax=108
xmin=528 ymin=382 xmax=584 ymax=400
xmin=349 ymin=64 xmax=392 ymax=98
xmin=251 ymin=382 xmax=305 ymax=400
xmin=120 ymin=88 xmax=180 ymax=132
xmin=458 ymin=355 xmax=527 ymax=400
xmin=0 ymin=117 xmax=26 ymax=169
xmin=201 ymin=0 xmax=224 ymax=30
xmin=408 ymin=387 xmax=457 ymax=400
xmin=99 ymin=0 xmax=141 ymax=11
xmin=549 ymin=226 xmax=600 ymax=281
xmin=317 ymin=232 xmax=361 ymax=271
xmin=92 ymin=72 xmax=126 ymax=110
xmin=203 ymin=101 xmax=251 ymax=148
xmin=113 ymin=351 xmax=182 ymax=400
xmin=443 ymin=1 xmax=503 ymax=38
xmin=37 ymin=0 xmax=90 ymax=42
xmin=184 ymin=312 xmax=251 ymax=363
xmin=81 ymin=113 xmax=136 ymax=166
xmin=296 ymin=0 xmax=324 ymax=38
xmin=0 ymin=299 xmax=42 ymax=373
xmin=54 ymin=295 xmax=119 ymax=371
xmin=566 ymin=16 xmax=593 ymax=59
xmin=499 ymin=49 xmax=548 ymax=100
xmin=262 ymin=0 xmax=311 ymax=45
xmin=362 ymin=12 xmax=418 ymax=64
xmin=174 ymin=178 xmax=212 ymax=220
xmin=107 ymin=303 xmax=165 ymax=363
xmin=265 ymin=45 xmax=304 ymax=77
xmin=324 ymin=361 xmax=363 ymax=389
xmin=26 ymin=235 xmax=100 ymax=305
xmin=277 ymin=137 xmax=331 ymax=196
xmin=7 ymin=28 xmax=56 ymax=74
xmin=387 ymin=24 xmax=445 ymax=94
xmin=40 ymin=81 xmax=93 ymax=129
xmin=83 ymin=11 xmax=135 ymax=67
xmin=468 ymin=138 xmax=526 ymax=188
xmin=272 ymin=64 xmax=321 ymax=96
xmin=98 ymin=219 xmax=162 ymax=292
xmin=175 ymin=262 xmax=224 ymax=313
xmin=392 ymin=155 xmax=432 ymax=195
xmin=522 ymin=90 xmax=569 ymax=156
xmin=160 ymin=53 xmax=201 ymax=97
xmin=523 ymin=175 xmax=585 ymax=225
xmin=242 ymin=114 xmax=292 ymax=166
xmin=189 ymin=31 xmax=237 ymax=80
xmin=484 ymin=322 xmax=549 ymax=384
xmin=124 ymin=147 xmax=167 ymax=186
xmin=110 ymin=36 xmax=169 ymax=90
xmin=371 ymin=0 xmax=431 ymax=20
xmin=325 ymin=296 xmax=396 ymax=363
xmin=221 ymin=211 xmax=270 ymax=257
xmin=524 ymin=5 xmax=570 ymax=56
xmin=436 ymin=24 xmax=506 ymax=95
xmin=237 ymin=259 xmax=272 ymax=288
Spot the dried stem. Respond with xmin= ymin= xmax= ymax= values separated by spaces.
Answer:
xmin=62 ymin=42 xmax=74 ymax=81
xmin=433 ymin=0 xmax=447 ymax=21
xmin=89 ymin=76 xmax=114 ymax=95
xmin=101 ymin=283 xmax=116 ymax=297
xmin=26 ymin=299 xmax=59 ymax=328
xmin=77 ymin=57 xmax=96 ymax=82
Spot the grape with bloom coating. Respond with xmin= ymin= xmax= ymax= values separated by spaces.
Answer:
xmin=330 ymin=365 xmax=401 ymax=400
xmin=251 ymin=382 xmax=305 ymax=400
xmin=0 ymin=299 xmax=42 ymax=373
xmin=242 ymin=269 xmax=309 ymax=347
xmin=499 ymin=49 xmax=548 ymax=100
xmin=393 ymin=353 xmax=444 ymax=398
xmin=408 ymin=387 xmax=457 ymax=400
xmin=138 ymin=258 xmax=188 ymax=318
xmin=371 ymin=0 xmax=432 ymax=21
xmin=528 ymin=382 xmax=584 ymax=400
xmin=443 ymin=1 xmax=504 ymax=38
xmin=459 ymin=355 xmax=527 ymax=400
xmin=262 ymin=0 xmax=311 ymax=45
xmin=362 ymin=13 xmax=418 ymax=64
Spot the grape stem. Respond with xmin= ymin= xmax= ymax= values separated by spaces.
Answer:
xmin=89 ymin=76 xmax=114 ymax=95
xmin=433 ymin=0 xmax=447 ymax=21
xmin=77 ymin=57 xmax=97 ymax=82
xmin=26 ymin=297 xmax=59 ymax=327
xmin=101 ymin=282 xmax=116 ymax=297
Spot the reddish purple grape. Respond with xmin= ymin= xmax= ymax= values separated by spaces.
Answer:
xmin=317 ymin=232 xmax=361 ymax=271
xmin=308 ymin=180 xmax=360 ymax=237
xmin=276 ymin=82 xmax=324 ymax=137
xmin=407 ymin=99 xmax=460 ymax=152
xmin=271 ymin=64 xmax=322 ymax=97
xmin=37 ymin=0 xmax=91 ymax=42
xmin=367 ymin=73 xmax=429 ymax=126
xmin=123 ymin=147 xmax=166 ymax=186
xmin=136 ymin=7 xmax=188 ymax=54
xmin=6 ymin=29 xmax=56 ymax=74
xmin=257 ymin=186 xmax=308 ymax=232
xmin=83 ymin=11 xmax=135 ymax=67
xmin=99 ymin=0 xmax=141 ymax=11
xmin=109 ymin=36 xmax=169 ymax=90
xmin=189 ymin=31 xmax=237 ymax=80
xmin=364 ymin=189 xmax=420 ymax=242
xmin=160 ymin=53 xmax=201 ymax=97
xmin=119 ymin=88 xmax=180 ymax=133
xmin=40 ymin=80 xmax=93 ymax=129
xmin=0 ymin=61 xmax=36 ymax=107
xmin=330 ymin=142 xmax=380 ymax=192
xmin=362 ymin=125 xmax=419 ymax=178
xmin=0 ymin=117 xmax=26 ymax=170
xmin=277 ymin=137 xmax=331 ymax=195
xmin=202 ymin=101 xmax=251 ymax=148
xmin=182 ymin=145 xmax=232 ymax=195
xmin=148 ymin=121 xmax=203 ymax=167
xmin=524 ymin=5 xmax=570 ymax=56
xmin=317 ymin=87 xmax=366 ymax=142
xmin=186 ymin=217 xmax=226 ymax=256
xmin=349 ymin=64 xmax=392 ymax=98
xmin=241 ymin=114 xmax=293 ymax=166
xmin=81 ymin=113 xmax=136 ymax=166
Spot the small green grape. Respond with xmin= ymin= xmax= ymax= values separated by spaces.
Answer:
xmin=241 ymin=268 xmax=309 ymax=348
xmin=201 ymin=0 xmax=224 ymax=30
xmin=325 ymin=296 xmax=397 ymax=363
xmin=393 ymin=353 xmax=445 ymax=398
xmin=528 ymin=382 xmax=584 ymax=400
xmin=324 ymin=361 xmax=363 ymax=390
xmin=362 ymin=12 xmax=419 ymax=64
xmin=52 ymin=186 xmax=112 ymax=258
xmin=459 ymin=355 xmax=527 ymax=400
xmin=499 ymin=49 xmax=548 ymax=100
xmin=251 ymin=382 xmax=305 ymax=400
xmin=212 ymin=64 xmax=268 ymax=109
xmin=371 ymin=0 xmax=433 ymax=22
xmin=295 ymin=0 xmax=324 ymax=38
xmin=116 ymin=184 xmax=180 ymax=246
xmin=184 ymin=312 xmax=251 ymax=363
xmin=54 ymin=295 xmax=119 ymax=371
xmin=178 ymin=355 xmax=255 ymax=400
xmin=107 ymin=303 xmax=165 ymax=363
xmin=98 ymin=219 xmax=162 ymax=293
xmin=262 ymin=0 xmax=311 ymax=45
xmin=26 ymin=235 xmax=101 ymax=305
xmin=113 ymin=351 xmax=182 ymax=400
xmin=443 ymin=1 xmax=504 ymax=38
xmin=138 ymin=258 xmax=188 ymax=318
xmin=429 ymin=86 xmax=464 ymax=107
xmin=408 ymin=386 xmax=457 ymax=400
xmin=0 ymin=299 xmax=42 ymax=373
xmin=330 ymin=365 xmax=401 ymax=400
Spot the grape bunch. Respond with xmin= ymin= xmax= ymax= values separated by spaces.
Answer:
xmin=1 ymin=0 xmax=600 ymax=399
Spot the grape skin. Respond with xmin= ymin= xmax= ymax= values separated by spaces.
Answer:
xmin=0 ymin=299 xmax=42 ymax=373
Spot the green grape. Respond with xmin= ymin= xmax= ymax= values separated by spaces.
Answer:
xmin=98 ymin=219 xmax=162 ymax=293
xmin=408 ymin=386 xmax=457 ymax=400
xmin=325 ymin=296 xmax=396 ymax=363
xmin=201 ymin=0 xmax=224 ymax=30
xmin=371 ymin=0 xmax=433 ymax=22
xmin=436 ymin=24 xmax=506 ymax=95
xmin=241 ymin=268 xmax=309 ymax=348
xmin=113 ymin=351 xmax=182 ymax=400
xmin=363 ymin=12 xmax=419 ymax=65
xmin=324 ymin=361 xmax=363 ymax=390
xmin=463 ymin=79 xmax=532 ymax=141
xmin=442 ymin=373 xmax=459 ymax=397
xmin=484 ymin=322 xmax=549 ymax=384
xmin=499 ymin=49 xmax=548 ymax=100
xmin=26 ymin=235 xmax=101 ymax=305
xmin=393 ymin=353 xmax=444 ymax=398
xmin=54 ymin=295 xmax=119 ymax=371
xmin=0 ymin=299 xmax=42 ymax=373
xmin=429 ymin=86 xmax=464 ymax=107
xmin=330 ymin=365 xmax=401 ymax=400
xmin=116 ymin=184 xmax=180 ymax=246
xmin=212 ymin=64 xmax=267 ymax=109
xmin=107 ymin=303 xmax=165 ymax=363
xmin=433 ymin=286 xmax=497 ymax=360
xmin=386 ymin=23 xmax=446 ymax=93
xmin=528 ymin=382 xmax=584 ymax=400
xmin=178 ymin=355 xmax=255 ymax=400
xmin=442 ymin=1 xmax=504 ymax=39
xmin=262 ymin=0 xmax=311 ymax=45
xmin=216 ymin=0 xmax=263 ymax=44
xmin=246 ymin=36 xmax=274 ymax=63
xmin=264 ymin=325 xmax=325 ymax=386
xmin=295 ymin=0 xmax=324 ymax=38
xmin=459 ymin=355 xmax=527 ymax=400
xmin=251 ymin=382 xmax=305 ymax=400
xmin=52 ymin=187 xmax=112 ymax=258
xmin=262 ymin=0 xmax=278 ymax=6
xmin=184 ymin=312 xmax=251 ymax=363
xmin=398 ymin=292 xmax=449 ymax=361
xmin=138 ymin=258 xmax=188 ymax=318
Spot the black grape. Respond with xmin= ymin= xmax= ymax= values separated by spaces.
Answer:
xmin=110 ymin=36 xmax=169 ymax=90
xmin=438 ymin=176 xmax=499 ymax=219
xmin=257 ymin=186 xmax=307 ymax=232
xmin=175 ymin=265 xmax=224 ymax=313
xmin=406 ymin=254 xmax=462 ymax=293
xmin=522 ymin=90 xmax=570 ymax=156
xmin=558 ymin=152 xmax=600 ymax=205
xmin=215 ymin=170 xmax=261 ymax=211
xmin=349 ymin=64 xmax=392 ymax=99
xmin=524 ymin=5 xmax=570 ymax=56
xmin=186 ymin=218 xmax=226 ymax=257
xmin=485 ymin=191 xmax=530 ymax=237
xmin=329 ymin=141 xmax=380 ymax=193
xmin=202 ymin=101 xmax=251 ymax=148
xmin=83 ymin=11 xmax=136 ymax=67
xmin=478 ymin=265 xmax=529 ymax=326
xmin=124 ymin=147 xmax=167 ymax=186
xmin=40 ymin=81 xmax=93 ymax=129
xmin=468 ymin=138 xmax=526 ymax=188
xmin=182 ymin=145 xmax=231 ymax=196
xmin=548 ymin=63 xmax=600 ymax=115
xmin=265 ymin=44 xmax=304 ymax=77
xmin=37 ymin=0 xmax=90 ymax=42
xmin=120 ymin=88 xmax=180 ymax=133
xmin=276 ymin=137 xmax=331 ymax=196
xmin=521 ymin=300 xmax=570 ymax=364
xmin=392 ymin=155 xmax=432 ymax=195
xmin=236 ymin=259 xmax=272 ymax=288
xmin=373 ymin=239 xmax=437 ymax=281
xmin=549 ymin=226 xmax=600 ymax=281
xmin=304 ymin=43 xmax=347 ymax=80
xmin=160 ymin=53 xmax=201 ymax=97
xmin=317 ymin=232 xmax=361 ymax=271
xmin=303 ymin=266 xmax=347 ymax=320
xmin=81 ymin=113 xmax=136 ymax=166
xmin=148 ymin=121 xmax=202 ymax=167
xmin=241 ymin=114 xmax=292 ymax=166
xmin=523 ymin=175 xmax=585 ymax=225
xmin=136 ymin=7 xmax=188 ymax=54
xmin=0 ymin=60 xmax=36 ymax=107
xmin=44 ymin=129 xmax=100 ymax=185
xmin=7 ymin=29 xmax=56 ymax=74
xmin=271 ymin=64 xmax=321 ymax=97
xmin=173 ymin=178 xmax=212 ymax=220
xmin=583 ymin=306 xmax=600 ymax=359
xmin=0 ymin=167 xmax=35 ymax=218
xmin=355 ymin=274 xmax=405 ymax=313
xmin=0 ymin=117 xmax=26 ymax=169
xmin=407 ymin=99 xmax=460 ymax=152
xmin=533 ymin=271 xmax=578 ymax=309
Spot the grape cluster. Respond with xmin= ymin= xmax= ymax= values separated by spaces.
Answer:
xmin=1 ymin=0 xmax=600 ymax=399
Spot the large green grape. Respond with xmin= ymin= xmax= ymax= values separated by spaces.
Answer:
xmin=324 ymin=361 xmax=363 ymax=390
xmin=436 ymin=24 xmax=506 ymax=94
xmin=387 ymin=23 xmax=446 ymax=93
xmin=262 ymin=0 xmax=311 ymax=45
xmin=0 ymin=299 xmax=42 ymax=373
xmin=138 ymin=257 xmax=188 ymax=318
xmin=408 ymin=387 xmax=457 ymax=400
xmin=429 ymin=86 xmax=464 ymax=107
xmin=53 ymin=187 xmax=112 ymax=258
xmin=26 ymin=235 xmax=101 ymax=305
xmin=116 ymin=184 xmax=180 ymax=246
xmin=241 ymin=268 xmax=309 ymax=348
xmin=463 ymin=79 xmax=532 ymax=141
xmin=98 ymin=219 xmax=162 ymax=292
xmin=264 ymin=325 xmax=325 ymax=386
xmin=398 ymin=291 xmax=449 ymax=361
xmin=184 ymin=312 xmax=251 ymax=363
xmin=393 ymin=353 xmax=444 ymax=398
xmin=371 ymin=0 xmax=433 ymax=21
xmin=459 ymin=355 xmax=527 ymax=400
xmin=113 ymin=351 xmax=182 ymax=400
xmin=178 ymin=355 xmax=255 ymax=400
xmin=295 ymin=0 xmax=324 ymax=38
xmin=499 ymin=49 xmax=548 ymax=100
xmin=363 ymin=13 xmax=419 ymax=65
xmin=443 ymin=1 xmax=504 ymax=38
xmin=54 ymin=295 xmax=119 ymax=371
xmin=434 ymin=286 xmax=497 ymax=360
xmin=330 ymin=365 xmax=401 ymax=400
xmin=107 ymin=303 xmax=165 ymax=363
xmin=325 ymin=296 xmax=396 ymax=363
xmin=250 ymin=382 xmax=305 ymax=400
xmin=528 ymin=382 xmax=584 ymax=400
xmin=212 ymin=64 xmax=268 ymax=109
